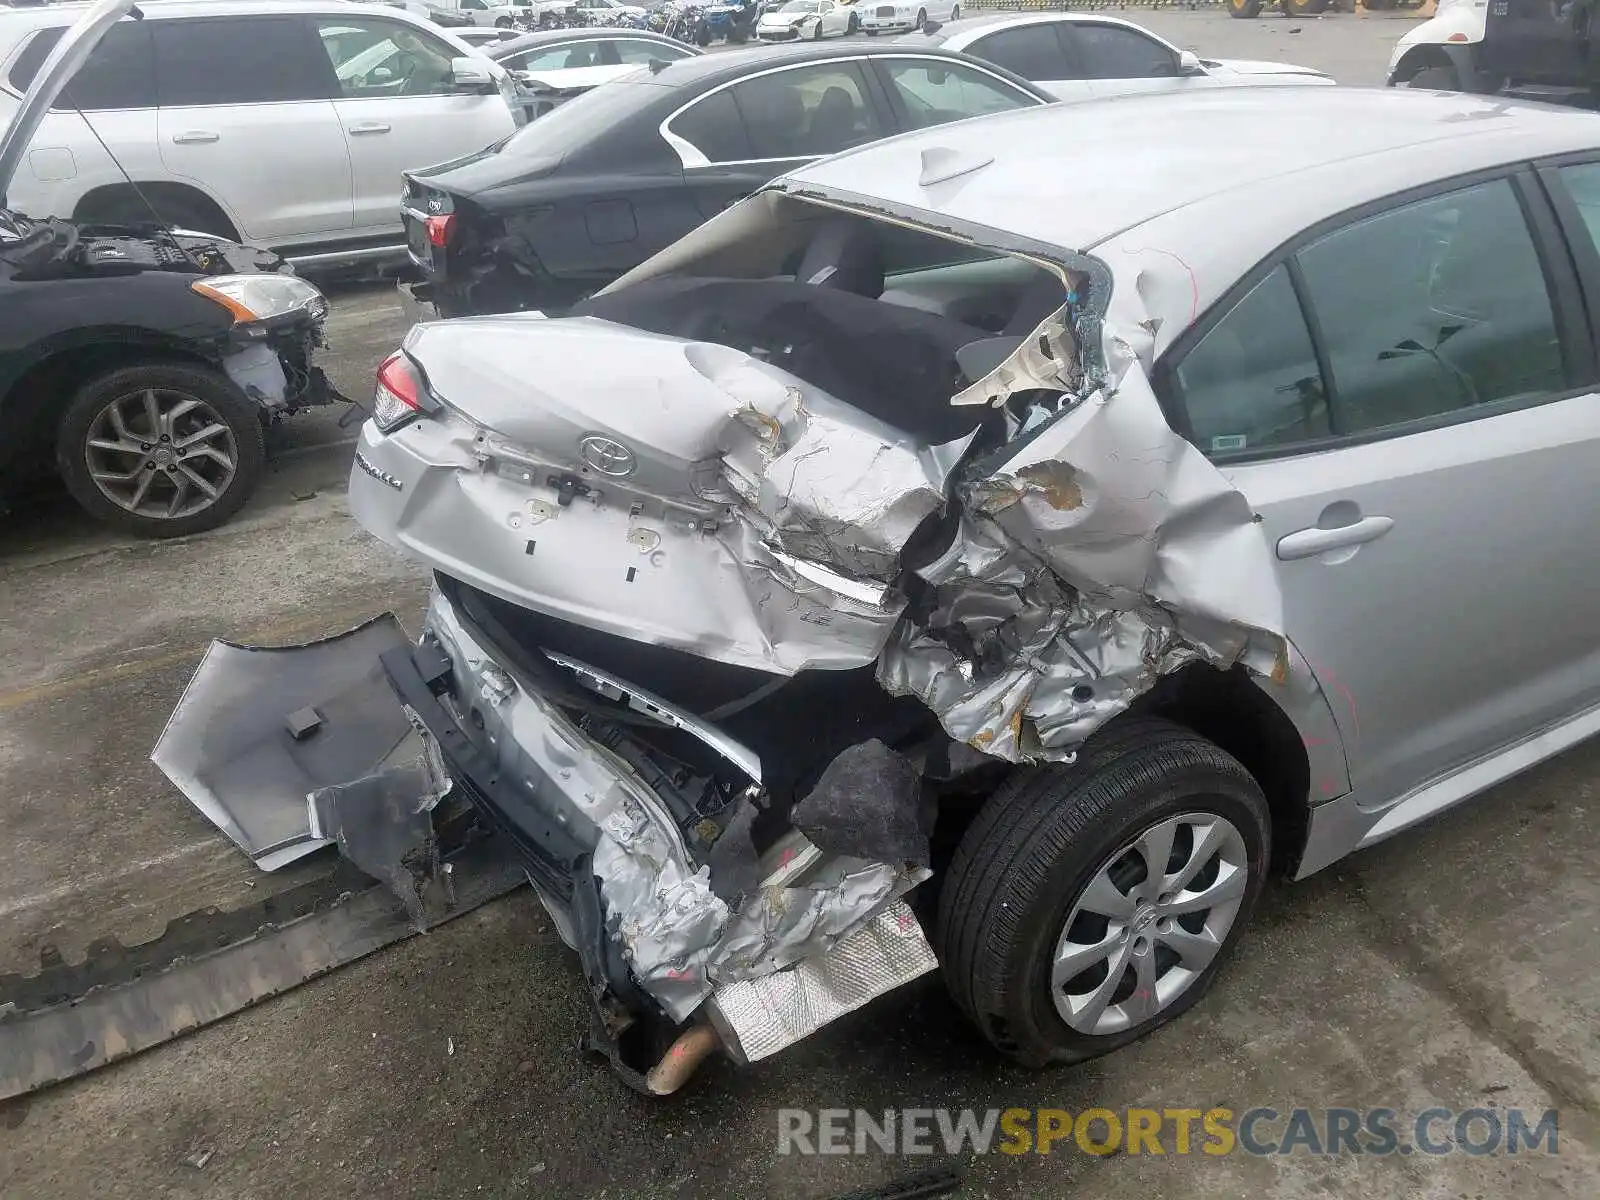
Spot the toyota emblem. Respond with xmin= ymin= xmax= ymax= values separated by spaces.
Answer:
xmin=578 ymin=433 xmax=636 ymax=478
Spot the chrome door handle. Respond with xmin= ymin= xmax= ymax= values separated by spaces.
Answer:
xmin=348 ymin=122 xmax=392 ymax=135
xmin=1276 ymin=515 xmax=1395 ymax=561
xmin=172 ymin=131 xmax=219 ymax=144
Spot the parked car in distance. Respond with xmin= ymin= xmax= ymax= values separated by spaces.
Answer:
xmin=352 ymin=84 xmax=1600 ymax=1083
xmin=571 ymin=0 xmax=649 ymax=24
xmin=400 ymin=41 xmax=1051 ymax=318
xmin=0 ymin=0 xmax=520 ymax=270
xmin=901 ymin=12 xmax=1330 ymax=100
xmin=756 ymin=0 xmax=854 ymax=40
xmin=485 ymin=26 xmax=696 ymax=118
xmin=0 ymin=0 xmax=342 ymax=537
xmin=418 ymin=0 xmax=519 ymax=27
xmin=859 ymin=0 xmax=957 ymax=36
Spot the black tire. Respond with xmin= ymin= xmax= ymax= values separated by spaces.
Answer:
xmin=1408 ymin=64 xmax=1462 ymax=90
xmin=1226 ymin=0 xmax=1262 ymax=15
xmin=935 ymin=718 xmax=1271 ymax=1067
xmin=950 ymin=4 xmax=959 ymax=17
xmin=915 ymin=6 xmax=926 ymax=28
xmin=495 ymin=15 xmax=513 ymax=26
xmin=55 ymin=363 xmax=266 ymax=539
xmin=1283 ymin=0 xmax=1325 ymax=14
xmin=865 ymin=27 xmax=877 ymax=34
xmin=848 ymin=12 xmax=859 ymax=33
xmin=695 ymin=20 xmax=712 ymax=45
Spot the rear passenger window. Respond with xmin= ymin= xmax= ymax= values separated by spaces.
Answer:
xmin=8 ymin=23 xmax=156 ymax=111
xmin=968 ymin=26 xmax=1076 ymax=81
xmin=611 ymin=39 xmax=693 ymax=66
xmin=1170 ymin=178 xmax=1568 ymax=457
xmin=879 ymin=58 xmax=1036 ymax=130
xmin=1172 ymin=266 xmax=1331 ymax=454
xmin=1553 ymin=162 xmax=1600 ymax=256
xmin=1295 ymin=180 xmax=1564 ymax=435
xmin=670 ymin=89 xmax=753 ymax=163
xmin=729 ymin=63 xmax=881 ymax=159
xmin=155 ymin=18 xmax=332 ymax=105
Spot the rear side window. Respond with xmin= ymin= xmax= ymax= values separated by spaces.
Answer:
xmin=154 ymin=18 xmax=332 ymax=105
xmin=670 ymin=88 xmax=752 ymax=162
xmin=966 ymin=26 xmax=1077 ymax=81
xmin=1295 ymin=180 xmax=1564 ymax=435
xmin=1065 ymin=25 xmax=1178 ymax=79
xmin=1168 ymin=178 xmax=1568 ymax=455
xmin=611 ymin=38 xmax=693 ymax=66
xmin=729 ymin=62 xmax=881 ymax=159
xmin=878 ymin=58 xmax=1037 ymax=130
xmin=1173 ymin=266 xmax=1331 ymax=454
xmin=8 ymin=23 xmax=156 ymax=111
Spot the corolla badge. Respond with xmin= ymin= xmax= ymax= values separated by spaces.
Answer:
xmin=579 ymin=433 xmax=636 ymax=478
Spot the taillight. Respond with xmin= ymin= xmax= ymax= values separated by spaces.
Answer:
xmin=372 ymin=351 xmax=423 ymax=433
xmin=425 ymin=213 xmax=456 ymax=248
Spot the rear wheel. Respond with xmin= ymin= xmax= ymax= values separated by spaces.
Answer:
xmin=949 ymin=3 xmax=958 ymax=16
xmin=1408 ymin=64 xmax=1462 ymax=90
xmin=495 ymin=15 xmax=513 ymax=26
xmin=936 ymin=719 xmax=1271 ymax=1067
xmin=1226 ymin=0 xmax=1262 ymax=15
xmin=915 ymin=6 xmax=926 ymax=28
xmin=55 ymin=363 xmax=266 ymax=538
xmin=848 ymin=11 xmax=859 ymax=32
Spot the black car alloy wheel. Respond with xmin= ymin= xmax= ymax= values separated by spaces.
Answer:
xmin=56 ymin=363 xmax=267 ymax=538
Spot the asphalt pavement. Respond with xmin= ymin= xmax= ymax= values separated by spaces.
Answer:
xmin=5 ymin=9 xmax=1600 ymax=1199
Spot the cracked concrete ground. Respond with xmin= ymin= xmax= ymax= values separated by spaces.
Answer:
xmin=3 ymin=11 xmax=1597 ymax=1197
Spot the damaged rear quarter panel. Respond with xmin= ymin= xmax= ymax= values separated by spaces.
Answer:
xmin=353 ymin=314 xmax=975 ymax=676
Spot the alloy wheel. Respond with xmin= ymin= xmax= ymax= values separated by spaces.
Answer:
xmin=83 ymin=387 xmax=240 ymax=520
xmin=1051 ymin=812 xmax=1249 ymax=1036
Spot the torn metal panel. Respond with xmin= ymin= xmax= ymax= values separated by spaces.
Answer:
xmin=150 ymin=615 xmax=416 ymax=870
xmin=354 ymin=317 xmax=973 ymax=676
xmin=429 ymin=587 xmax=927 ymax=1023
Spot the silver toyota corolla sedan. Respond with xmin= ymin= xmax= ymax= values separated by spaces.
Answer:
xmin=164 ymin=85 xmax=1600 ymax=1093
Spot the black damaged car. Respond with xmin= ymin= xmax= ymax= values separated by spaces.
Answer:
xmin=0 ymin=0 xmax=342 ymax=538
xmin=399 ymin=39 xmax=1049 ymax=318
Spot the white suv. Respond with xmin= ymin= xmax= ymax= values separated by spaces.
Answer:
xmin=0 ymin=1 xmax=520 ymax=267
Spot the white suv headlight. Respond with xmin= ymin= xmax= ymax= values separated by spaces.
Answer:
xmin=192 ymin=274 xmax=328 ymax=325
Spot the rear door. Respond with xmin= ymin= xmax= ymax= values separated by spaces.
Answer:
xmin=311 ymin=14 xmax=516 ymax=236
xmin=959 ymin=22 xmax=1095 ymax=103
xmin=1157 ymin=171 xmax=1600 ymax=806
xmin=153 ymin=15 xmax=353 ymax=243
xmin=1059 ymin=22 xmax=1197 ymax=98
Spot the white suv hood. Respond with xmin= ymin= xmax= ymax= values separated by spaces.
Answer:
xmin=0 ymin=0 xmax=137 ymax=204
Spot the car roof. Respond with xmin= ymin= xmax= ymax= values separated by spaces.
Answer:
xmin=631 ymin=37 xmax=1047 ymax=92
xmin=488 ymin=26 xmax=685 ymax=57
xmin=786 ymin=86 xmax=1600 ymax=261
xmin=900 ymin=10 xmax=1167 ymax=47
xmin=0 ymin=0 xmax=456 ymax=24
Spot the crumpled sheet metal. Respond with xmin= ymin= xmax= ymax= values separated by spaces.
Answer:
xmin=381 ymin=319 xmax=970 ymax=677
xmin=429 ymin=586 xmax=926 ymax=1023
xmin=879 ymin=289 xmax=1287 ymax=762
